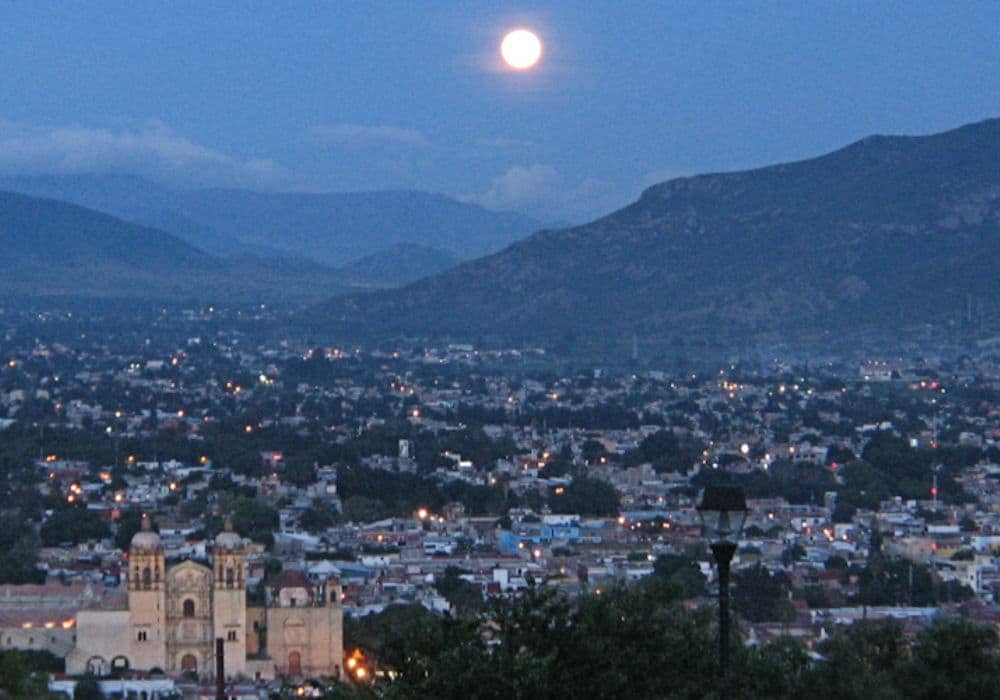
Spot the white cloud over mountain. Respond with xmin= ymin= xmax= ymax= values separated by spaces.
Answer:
xmin=0 ymin=121 xmax=290 ymax=189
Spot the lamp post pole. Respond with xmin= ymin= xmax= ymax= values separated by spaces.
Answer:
xmin=697 ymin=484 xmax=748 ymax=700
xmin=712 ymin=541 xmax=737 ymax=700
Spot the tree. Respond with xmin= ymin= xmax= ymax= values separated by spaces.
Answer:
xmin=73 ymin=673 xmax=103 ymax=700
xmin=623 ymin=430 xmax=702 ymax=473
xmin=802 ymin=620 xmax=906 ymax=700
xmin=282 ymin=456 xmax=317 ymax=487
xmin=732 ymin=563 xmax=796 ymax=623
xmin=299 ymin=502 xmax=339 ymax=532
xmin=341 ymin=496 xmax=389 ymax=524
xmin=230 ymin=497 xmax=279 ymax=547
xmin=832 ymin=501 xmax=857 ymax=523
xmin=580 ymin=439 xmax=608 ymax=464
xmin=0 ymin=652 xmax=31 ymax=698
xmin=548 ymin=476 xmax=619 ymax=516
xmin=649 ymin=553 xmax=706 ymax=599
xmin=0 ymin=516 xmax=45 ymax=584
xmin=895 ymin=619 xmax=1000 ymax=700
xmin=114 ymin=509 xmax=156 ymax=552
xmin=40 ymin=507 xmax=111 ymax=547
xmin=433 ymin=566 xmax=485 ymax=616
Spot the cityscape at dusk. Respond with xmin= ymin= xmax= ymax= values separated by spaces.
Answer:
xmin=0 ymin=3 xmax=998 ymax=699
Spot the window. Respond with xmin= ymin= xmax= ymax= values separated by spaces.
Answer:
xmin=142 ymin=567 xmax=152 ymax=587
xmin=183 ymin=599 xmax=195 ymax=617
xmin=137 ymin=630 xmax=147 ymax=641
xmin=226 ymin=567 xmax=234 ymax=586
xmin=227 ymin=630 xmax=237 ymax=642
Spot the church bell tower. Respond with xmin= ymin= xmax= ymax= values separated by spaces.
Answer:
xmin=212 ymin=518 xmax=248 ymax=677
xmin=128 ymin=514 xmax=167 ymax=670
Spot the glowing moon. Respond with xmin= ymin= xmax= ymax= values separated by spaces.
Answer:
xmin=501 ymin=29 xmax=542 ymax=70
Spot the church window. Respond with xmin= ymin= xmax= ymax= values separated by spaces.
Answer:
xmin=142 ymin=567 xmax=151 ymax=587
xmin=226 ymin=567 xmax=234 ymax=586
xmin=183 ymin=599 xmax=195 ymax=617
xmin=227 ymin=630 xmax=237 ymax=641
xmin=137 ymin=630 xmax=147 ymax=641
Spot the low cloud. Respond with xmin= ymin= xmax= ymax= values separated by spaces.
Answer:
xmin=0 ymin=121 xmax=290 ymax=189
xmin=308 ymin=123 xmax=429 ymax=148
xmin=468 ymin=163 xmax=636 ymax=224
xmin=473 ymin=164 xmax=562 ymax=213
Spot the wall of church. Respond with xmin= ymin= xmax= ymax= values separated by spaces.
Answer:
xmin=0 ymin=626 xmax=76 ymax=658
xmin=66 ymin=610 xmax=131 ymax=675
xmin=265 ymin=605 xmax=343 ymax=679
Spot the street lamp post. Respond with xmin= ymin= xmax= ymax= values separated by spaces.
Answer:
xmin=698 ymin=485 xmax=748 ymax=700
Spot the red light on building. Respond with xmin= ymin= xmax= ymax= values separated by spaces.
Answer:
xmin=930 ymin=487 xmax=938 ymax=497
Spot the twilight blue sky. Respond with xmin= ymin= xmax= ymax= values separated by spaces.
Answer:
xmin=1 ymin=2 xmax=998 ymax=223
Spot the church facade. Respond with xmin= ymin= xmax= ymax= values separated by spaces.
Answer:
xmin=66 ymin=517 xmax=344 ymax=681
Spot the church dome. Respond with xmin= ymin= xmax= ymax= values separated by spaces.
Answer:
xmin=130 ymin=514 xmax=161 ymax=551
xmin=214 ymin=517 xmax=243 ymax=550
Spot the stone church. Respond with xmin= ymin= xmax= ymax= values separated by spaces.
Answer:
xmin=66 ymin=517 xmax=344 ymax=680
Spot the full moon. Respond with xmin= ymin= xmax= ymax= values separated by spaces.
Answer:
xmin=501 ymin=29 xmax=542 ymax=70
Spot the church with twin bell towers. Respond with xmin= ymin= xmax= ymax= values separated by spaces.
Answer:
xmin=67 ymin=515 xmax=344 ymax=681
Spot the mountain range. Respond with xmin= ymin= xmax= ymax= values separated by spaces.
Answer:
xmin=0 ymin=191 xmax=347 ymax=304
xmin=0 ymin=174 xmax=541 ymax=267
xmin=313 ymin=118 xmax=1000 ymax=352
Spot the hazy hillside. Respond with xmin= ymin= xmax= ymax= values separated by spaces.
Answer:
xmin=336 ymin=242 xmax=460 ymax=288
xmin=0 ymin=175 xmax=542 ymax=267
xmin=0 ymin=191 xmax=347 ymax=304
xmin=312 ymin=118 xmax=1000 ymax=350
xmin=171 ymin=188 xmax=541 ymax=266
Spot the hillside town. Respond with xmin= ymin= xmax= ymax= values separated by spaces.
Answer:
xmin=0 ymin=308 xmax=999 ymax=698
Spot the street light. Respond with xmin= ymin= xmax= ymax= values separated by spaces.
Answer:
xmin=698 ymin=485 xmax=748 ymax=700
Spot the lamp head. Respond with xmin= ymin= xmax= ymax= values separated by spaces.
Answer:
xmin=697 ymin=485 xmax=748 ymax=541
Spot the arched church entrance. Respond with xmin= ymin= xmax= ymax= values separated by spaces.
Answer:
xmin=288 ymin=651 xmax=302 ymax=676
xmin=181 ymin=653 xmax=198 ymax=675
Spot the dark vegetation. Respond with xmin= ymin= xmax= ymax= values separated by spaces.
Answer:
xmin=336 ymin=582 xmax=1000 ymax=700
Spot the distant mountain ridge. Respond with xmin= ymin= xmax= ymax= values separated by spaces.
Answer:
xmin=0 ymin=191 xmax=347 ymax=303
xmin=335 ymin=242 xmax=460 ymax=288
xmin=312 ymin=118 xmax=1000 ymax=350
xmin=0 ymin=175 xmax=542 ymax=267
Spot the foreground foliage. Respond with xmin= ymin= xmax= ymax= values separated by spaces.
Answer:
xmin=336 ymin=582 xmax=1000 ymax=700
